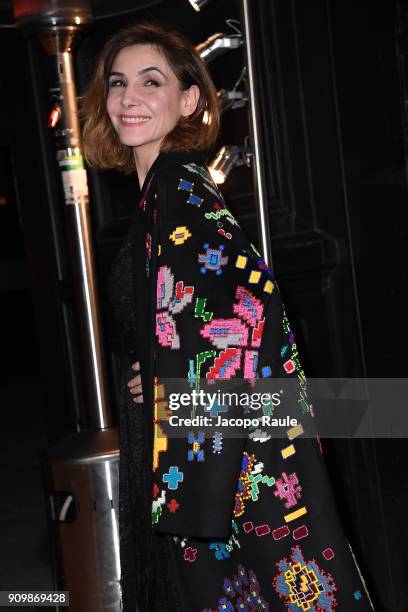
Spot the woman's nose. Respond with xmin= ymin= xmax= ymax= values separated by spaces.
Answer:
xmin=121 ymin=86 xmax=143 ymax=108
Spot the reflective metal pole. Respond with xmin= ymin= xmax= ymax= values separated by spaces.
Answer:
xmin=242 ymin=0 xmax=274 ymax=272
xmin=14 ymin=1 xmax=112 ymax=431
xmin=55 ymin=49 xmax=111 ymax=431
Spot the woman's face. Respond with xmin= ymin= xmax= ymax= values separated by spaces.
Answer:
xmin=106 ymin=44 xmax=199 ymax=162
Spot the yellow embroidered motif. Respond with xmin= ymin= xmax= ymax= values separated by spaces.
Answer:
xmin=153 ymin=378 xmax=170 ymax=471
xmin=169 ymin=226 xmax=192 ymax=246
xmin=248 ymin=270 xmax=261 ymax=284
xmin=235 ymin=255 xmax=248 ymax=269
xmin=264 ymin=280 xmax=274 ymax=294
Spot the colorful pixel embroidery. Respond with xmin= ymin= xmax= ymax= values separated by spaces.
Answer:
xmin=188 ymin=431 xmax=205 ymax=461
xmin=152 ymin=484 xmax=166 ymax=524
xmin=234 ymin=452 xmax=257 ymax=517
xmin=273 ymin=545 xmax=337 ymax=611
xmin=293 ymin=524 xmax=309 ymax=541
xmin=274 ymin=472 xmax=302 ymax=509
xmin=233 ymin=286 xmax=263 ymax=327
xmin=178 ymin=177 xmax=203 ymax=207
xmin=169 ymin=225 xmax=192 ymax=245
xmin=209 ymin=529 xmax=240 ymax=561
xmin=162 ymin=466 xmax=184 ymax=490
xmin=156 ymin=265 xmax=194 ymax=349
xmin=167 ymin=498 xmax=180 ymax=513
xmin=184 ymin=546 xmax=197 ymax=562
xmin=178 ymin=178 xmax=194 ymax=192
xmin=205 ymin=206 xmax=238 ymax=223
xmin=198 ymin=243 xmax=228 ymax=275
xmin=248 ymin=472 xmax=275 ymax=501
xmin=145 ymin=232 xmax=152 ymax=277
xmin=209 ymin=541 xmax=231 ymax=560
xmin=217 ymin=226 xmax=232 ymax=239
xmin=212 ymin=431 xmax=223 ymax=454
xmin=282 ymin=310 xmax=311 ymax=413
xmin=202 ymin=564 xmax=269 ymax=612
xmin=200 ymin=319 xmax=249 ymax=349
xmin=194 ymin=297 xmax=213 ymax=322
xmin=206 ymin=348 xmax=242 ymax=380
xmin=153 ymin=378 xmax=170 ymax=471
xmin=182 ymin=163 xmax=220 ymax=198
xmin=200 ymin=285 xmax=265 ymax=383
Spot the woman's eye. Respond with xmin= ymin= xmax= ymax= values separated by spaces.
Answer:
xmin=109 ymin=79 xmax=125 ymax=88
xmin=145 ymin=79 xmax=160 ymax=87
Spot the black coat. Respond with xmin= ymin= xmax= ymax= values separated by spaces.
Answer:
xmin=108 ymin=150 xmax=374 ymax=611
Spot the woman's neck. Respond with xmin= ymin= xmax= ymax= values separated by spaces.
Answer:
xmin=133 ymin=142 xmax=162 ymax=189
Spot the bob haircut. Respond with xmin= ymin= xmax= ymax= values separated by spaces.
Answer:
xmin=80 ymin=22 xmax=220 ymax=175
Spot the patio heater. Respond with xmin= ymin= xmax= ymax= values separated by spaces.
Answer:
xmin=13 ymin=1 xmax=121 ymax=610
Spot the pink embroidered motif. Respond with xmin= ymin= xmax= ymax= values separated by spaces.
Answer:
xmin=199 ymin=285 xmax=266 ymax=382
xmin=207 ymin=348 xmax=242 ymax=381
xmin=243 ymin=350 xmax=258 ymax=383
xmin=156 ymin=265 xmax=194 ymax=349
xmin=274 ymin=472 xmax=302 ymax=509
xmin=233 ymin=286 xmax=264 ymax=326
xmin=156 ymin=311 xmax=178 ymax=349
xmin=200 ymin=318 xmax=249 ymax=349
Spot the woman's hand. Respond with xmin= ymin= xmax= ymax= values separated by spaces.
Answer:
xmin=128 ymin=361 xmax=143 ymax=403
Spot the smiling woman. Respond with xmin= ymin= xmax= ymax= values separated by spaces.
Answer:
xmin=80 ymin=20 xmax=374 ymax=612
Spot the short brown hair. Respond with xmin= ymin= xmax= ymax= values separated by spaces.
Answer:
xmin=80 ymin=22 xmax=220 ymax=174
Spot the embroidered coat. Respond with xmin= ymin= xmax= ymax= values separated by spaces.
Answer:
xmin=107 ymin=149 xmax=373 ymax=611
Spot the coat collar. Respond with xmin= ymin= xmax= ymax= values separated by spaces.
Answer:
xmin=140 ymin=149 xmax=208 ymax=193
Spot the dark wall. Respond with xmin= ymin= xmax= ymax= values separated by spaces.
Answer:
xmin=251 ymin=2 xmax=407 ymax=610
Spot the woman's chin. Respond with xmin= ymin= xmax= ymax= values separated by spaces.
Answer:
xmin=119 ymin=137 xmax=148 ymax=147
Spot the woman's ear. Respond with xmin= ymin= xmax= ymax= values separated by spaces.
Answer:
xmin=181 ymin=85 xmax=200 ymax=117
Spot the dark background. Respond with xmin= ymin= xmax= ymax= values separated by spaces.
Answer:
xmin=0 ymin=0 xmax=407 ymax=609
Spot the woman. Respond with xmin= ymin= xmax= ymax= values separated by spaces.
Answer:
xmin=81 ymin=22 xmax=374 ymax=612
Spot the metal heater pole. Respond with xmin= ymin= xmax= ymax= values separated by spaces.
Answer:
xmin=242 ymin=0 xmax=274 ymax=272
xmin=54 ymin=48 xmax=112 ymax=431
xmin=14 ymin=2 xmax=111 ymax=432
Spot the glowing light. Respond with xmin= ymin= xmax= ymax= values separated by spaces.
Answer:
xmin=48 ymin=107 xmax=61 ymax=128
xmin=209 ymin=145 xmax=249 ymax=185
xmin=189 ymin=0 xmax=201 ymax=11
xmin=188 ymin=0 xmax=212 ymax=11
xmin=209 ymin=167 xmax=225 ymax=184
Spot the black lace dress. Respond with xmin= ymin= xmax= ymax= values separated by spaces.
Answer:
xmin=107 ymin=213 xmax=180 ymax=612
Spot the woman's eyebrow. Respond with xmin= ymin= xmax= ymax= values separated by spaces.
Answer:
xmin=108 ymin=67 xmax=167 ymax=79
xmin=139 ymin=66 xmax=167 ymax=78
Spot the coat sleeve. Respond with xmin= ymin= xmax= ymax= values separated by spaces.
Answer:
xmin=151 ymin=161 xmax=315 ymax=537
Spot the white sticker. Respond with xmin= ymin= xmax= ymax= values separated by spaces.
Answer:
xmin=62 ymin=169 xmax=89 ymax=203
